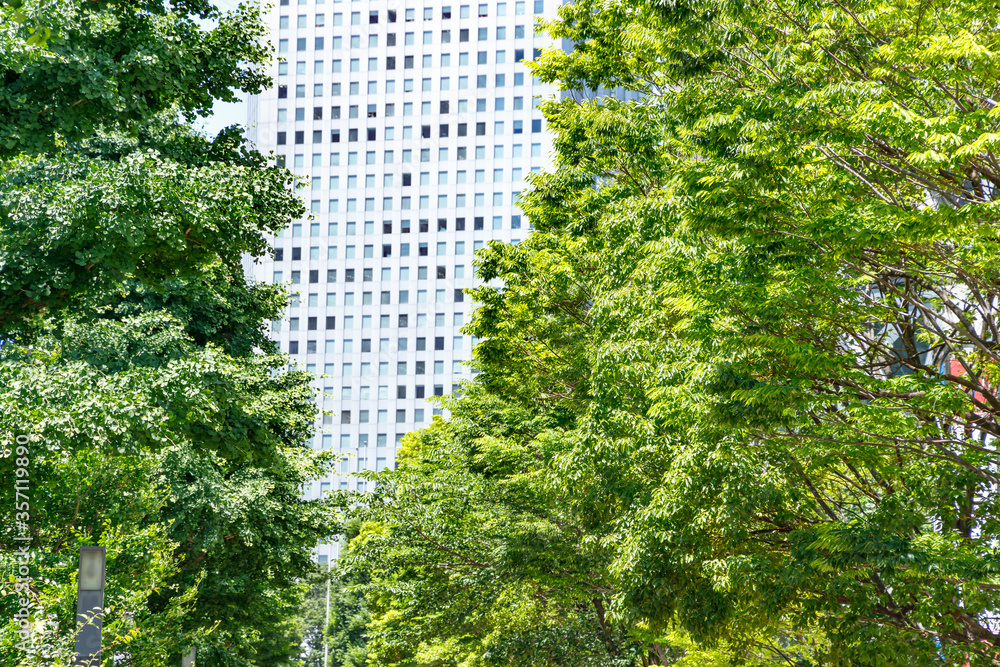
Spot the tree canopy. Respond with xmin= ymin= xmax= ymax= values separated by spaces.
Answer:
xmin=344 ymin=0 xmax=1000 ymax=664
xmin=0 ymin=0 xmax=269 ymax=156
xmin=1 ymin=1 xmax=335 ymax=665
xmin=0 ymin=0 xmax=298 ymax=333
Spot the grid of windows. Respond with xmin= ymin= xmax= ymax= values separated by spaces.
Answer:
xmin=262 ymin=0 xmax=559 ymax=561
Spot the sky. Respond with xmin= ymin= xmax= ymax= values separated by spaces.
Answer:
xmin=195 ymin=94 xmax=248 ymax=138
xmin=193 ymin=0 xmax=252 ymax=138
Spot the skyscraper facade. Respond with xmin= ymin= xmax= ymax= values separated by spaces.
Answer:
xmin=247 ymin=0 xmax=562 ymax=560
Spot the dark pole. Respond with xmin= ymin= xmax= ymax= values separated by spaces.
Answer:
xmin=74 ymin=546 xmax=106 ymax=667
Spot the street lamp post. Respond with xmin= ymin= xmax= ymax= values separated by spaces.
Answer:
xmin=75 ymin=547 xmax=106 ymax=667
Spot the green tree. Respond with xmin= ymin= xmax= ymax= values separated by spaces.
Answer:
xmin=0 ymin=1 xmax=332 ymax=664
xmin=325 ymin=523 xmax=369 ymax=667
xmin=0 ymin=280 xmax=336 ymax=665
xmin=524 ymin=0 xmax=1000 ymax=662
xmin=347 ymin=0 xmax=1000 ymax=664
xmin=296 ymin=568 xmax=335 ymax=667
xmin=0 ymin=0 xmax=269 ymax=156
xmin=0 ymin=0 xmax=298 ymax=332
xmin=297 ymin=524 xmax=369 ymax=667
xmin=0 ymin=121 xmax=300 ymax=333
xmin=344 ymin=381 xmax=672 ymax=667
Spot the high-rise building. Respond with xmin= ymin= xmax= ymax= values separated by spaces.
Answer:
xmin=247 ymin=0 xmax=561 ymax=561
